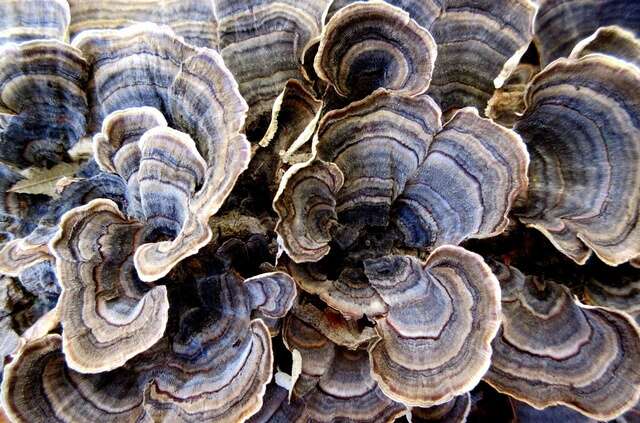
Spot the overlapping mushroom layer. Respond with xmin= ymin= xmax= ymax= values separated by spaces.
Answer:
xmin=485 ymin=263 xmax=640 ymax=420
xmin=275 ymin=89 xmax=528 ymax=264
xmin=283 ymin=303 xmax=406 ymax=422
xmin=1 ymin=268 xmax=296 ymax=422
xmin=0 ymin=174 xmax=127 ymax=276
xmin=535 ymin=0 xmax=640 ymax=66
xmin=321 ymin=0 xmax=537 ymax=112
xmin=50 ymin=199 xmax=169 ymax=373
xmin=0 ymin=40 xmax=88 ymax=168
xmin=514 ymin=54 xmax=640 ymax=265
xmin=68 ymin=0 xmax=218 ymax=48
xmin=364 ymin=247 xmax=501 ymax=406
xmin=214 ymin=0 xmax=327 ymax=140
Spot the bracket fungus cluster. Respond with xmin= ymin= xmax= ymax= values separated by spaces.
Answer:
xmin=2 ymin=0 xmax=640 ymax=422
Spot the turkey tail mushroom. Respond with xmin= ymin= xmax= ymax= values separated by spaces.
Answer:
xmin=364 ymin=246 xmax=501 ymax=406
xmin=68 ymin=0 xmax=218 ymax=48
xmin=0 ymin=0 xmax=70 ymax=44
xmin=0 ymin=40 xmax=88 ymax=168
xmin=426 ymin=0 xmax=537 ymax=114
xmin=93 ymin=107 xmax=168 ymax=219
xmin=534 ymin=0 xmax=640 ymax=66
xmin=514 ymin=55 xmax=640 ymax=265
xmin=50 ymin=199 xmax=169 ymax=373
xmin=485 ymin=262 xmax=640 ymax=420
xmin=0 ymin=174 xmax=127 ymax=277
xmin=393 ymin=107 xmax=528 ymax=249
xmin=274 ymin=160 xmax=344 ymax=263
xmin=282 ymin=302 xmax=406 ymax=422
xmin=135 ymin=49 xmax=251 ymax=282
xmin=72 ymin=23 xmax=198 ymax=133
xmin=1 ymin=269 xmax=296 ymax=422
xmin=569 ymin=26 xmax=640 ymax=69
xmin=316 ymin=89 xmax=442 ymax=228
xmin=214 ymin=0 xmax=328 ymax=141
xmin=315 ymin=1 xmax=437 ymax=100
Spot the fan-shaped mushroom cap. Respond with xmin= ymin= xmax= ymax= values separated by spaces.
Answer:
xmin=137 ymin=126 xmax=207 ymax=238
xmin=393 ymin=108 xmax=528 ymax=249
xmin=214 ymin=0 xmax=328 ymax=140
xmin=0 ymin=40 xmax=88 ymax=168
xmin=283 ymin=304 xmax=406 ymax=422
xmin=364 ymin=246 xmax=501 ymax=406
xmin=411 ymin=393 xmax=471 ymax=423
xmin=486 ymin=63 xmax=538 ymax=127
xmin=485 ymin=263 xmax=640 ymax=420
xmin=570 ymin=26 xmax=640 ymax=69
xmin=535 ymin=0 xmax=640 ymax=66
xmin=75 ymin=25 xmax=250 ymax=281
xmin=50 ymin=199 xmax=169 ymax=373
xmin=68 ymin=0 xmax=218 ymax=48
xmin=317 ymin=89 xmax=441 ymax=227
xmin=72 ymin=23 xmax=197 ymax=133
xmin=325 ymin=0 xmax=443 ymax=30
xmin=93 ymin=107 xmax=168 ymax=218
xmin=316 ymin=2 xmax=436 ymax=100
xmin=247 ymin=382 xmax=305 ymax=422
xmin=243 ymin=272 xmax=297 ymax=319
xmin=258 ymin=79 xmax=322 ymax=154
xmin=1 ymin=268 xmax=295 ymax=422
xmin=134 ymin=49 xmax=251 ymax=281
xmin=427 ymin=0 xmax=537 ymax=113
xmin=514 ymin=55 xmax=640 ymax=265
xmin=274 ymin=160 xmax=344 ymax=263
xmin=0 ymin=173 xmax=127 ymax=277
xmin=0 ymin=0 xmax=70 ymax=44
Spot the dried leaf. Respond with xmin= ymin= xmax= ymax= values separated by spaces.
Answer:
xmin=9 ymin=162 xmax=81 ymax=197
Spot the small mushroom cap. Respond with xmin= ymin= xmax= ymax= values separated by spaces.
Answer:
xmin=1 ymin=268 xmax=294 ymax=422
xmin=0 ymin=40 xmax=88 ymax=168
xmin=411 ymin=393 xmax=471 ymax=423
xmin=427 ymin=0 xmax=537 ymax=114
xmin=534 ymin=0 xmax=640 ymax=66
xmin=78 ymin=26 xmax=250 ymax=281
xmin=93 ymin=107 xmax=168 ymax=219
xmin=0 ymin=0 xmax=70 ymax=44
xmin=515 ymin=55 xmax=640 ymax=265
xmin=365 ymin=246 xmax=501 ymax=406
xmin=243 ymin=271 xmax=297 ymax=319
xmin=274 ymin=159 xmax=344 ymax=263
xmin=68 ymin=0 xmax=218 ymax=48
xmin=317 ymin=89 xmax=442 ymax=227
xmin=394 ymin=107 xmax=528 ymax=249
xmin=50 ymin=199 xmax=169 ymax=373
xmin=570 ymin=26 xmax=640 ymax=69
xmin=315 ymin=1 xmax=437 ymax=100
xmin=214 ymin=0 xmax=327 ymax=140
xmin=283 ymin=303 xmax=406 ymax=422
xmin=485 ymin=263 xmax=640 ymax=420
